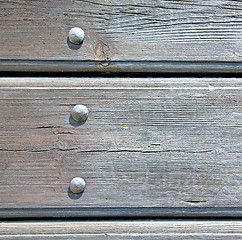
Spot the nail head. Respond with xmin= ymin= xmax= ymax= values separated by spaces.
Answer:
xmin=70 ymin=177 xmax=86 ymax=194
xmin=71 ymin=104 xmax=88 ymax=123
xmin=69 ymin=27 xmax=85 ymax=45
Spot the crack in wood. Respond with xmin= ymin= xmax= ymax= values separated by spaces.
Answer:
xmin=0 ymin=148 xmax=213 ymax=154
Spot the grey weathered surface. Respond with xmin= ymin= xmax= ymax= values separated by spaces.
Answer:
xmin=0 ymin=77 xmax=241 ymax=217
xmin=0 ymin=221 xmax=241 ymax=239
xmin=0 ymin=0 xmax=241 ymax=72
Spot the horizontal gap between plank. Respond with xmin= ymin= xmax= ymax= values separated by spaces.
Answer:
xmin=0 ymin=60 xmax=241 ymax=76
xmin=2 ymin=72 xmax=242 ymax=79
xmin=1 ymin=217 xmax=241 ymax=222
xmin=0 ymin=207 xmax=241 ymax=220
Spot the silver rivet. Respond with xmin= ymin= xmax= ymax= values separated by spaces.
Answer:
xmin=71 ymin=104 xmax=88 ymax=123
xmin=70 ymin=177 xmax=86 ymax=194
xmin=69 ymin=27 xmax=85 ymax=45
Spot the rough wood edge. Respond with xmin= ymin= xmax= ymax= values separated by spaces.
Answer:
xmin=0 ymin=207 xmax=241 ymax=218
xmin=0 ymin=60 xmax=242 ymax=73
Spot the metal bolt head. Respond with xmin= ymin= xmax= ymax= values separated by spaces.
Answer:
xmin=70 ymin=177 xmax=86 ymax=194
xmin=71 ymin=104 xmax=88 ymax=123
xmin=69 ymin=27 xmax=85 ymax=45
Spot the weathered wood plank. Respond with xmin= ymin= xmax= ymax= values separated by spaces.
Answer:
xmin=0 ymin=77 xmax=241 ymax=217
xmin=0 ymin=0 xmax=241 ymax=72
xmin=0 ymin=221 xmax=241 ymax=239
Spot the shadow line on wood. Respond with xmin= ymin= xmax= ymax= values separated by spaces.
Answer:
xmin=0 ymin=207 xmax=241 ymax=219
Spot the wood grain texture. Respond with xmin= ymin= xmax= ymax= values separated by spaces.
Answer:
xmin=0 ymin=77 xmax=241 ymax=218
xmin=0 ymin=221 xmax=241 ymax=239
xmin=0 ymin=0 xmax=242 ymax=72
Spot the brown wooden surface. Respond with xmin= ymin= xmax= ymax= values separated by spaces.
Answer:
xmin=0 ymin=221 xmax=241 ymax=239
xmin=0 ymin=77 xmax=241 ymax=217
xmin=0 ymin=0 xmax=242 ymax=72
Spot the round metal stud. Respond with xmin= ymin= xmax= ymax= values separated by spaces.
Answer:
xmin=69 ymin=27 xmax=85 ymax=45
xmin=71 ymin=104 xmax=88 ymax=123
xmin=70 ymin=177 xmax=86 ymax=194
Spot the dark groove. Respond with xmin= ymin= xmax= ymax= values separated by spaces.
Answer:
xmin=0 ymin=207 xmax=241 ymax=220
xmin=1 ymin=71 xmax=242 ymax=78
xmin=0 ymin=60 xmax=241 ymax=76
xmin=0 ymin=148 xmax=213 ymax=154
xmin=1 ymin=216 xmax=241 ymax=222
